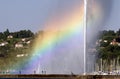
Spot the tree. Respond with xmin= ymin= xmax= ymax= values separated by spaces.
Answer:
xmin=116 ymin=29 xmax=120 ymax=36
xmin=4 ymin=29 xmax=10 ymax=37
xmin=11 ymin=30 xmax=34 ymax=38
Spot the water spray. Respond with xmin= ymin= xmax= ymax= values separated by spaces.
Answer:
xmin=83 ymin=0 xmax=87 ymax=75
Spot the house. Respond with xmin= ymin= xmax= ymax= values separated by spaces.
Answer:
xmin=110 ymin=38 xmax=120 ymax=46
xmin=0 ymin=42 xmax=8 ymax=46
xmin=7 ymin=35 xmax=13 ymax=39
xmin=15 ymin=43 xmax=23 ymax=48
xmin=103 ymin=40 xmax=107 ymax=43
xmin=26 ymin=40 xmax=31 ymax=44
xmin=110 ymin=39 xmax=117 ymax=45
xmin=21 ymin=38 xmax=26 ymax=42
xmin=16 ymin=54 xmax=28 ymax=57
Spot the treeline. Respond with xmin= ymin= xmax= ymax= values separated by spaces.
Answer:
xmin=98 ymin=29 xmax=120 ymax=47
xmin=99 ymin=29 xmax=120 ymax=41
xmin=0 ymin=29 xmax=34 ymax=40
xmin=97 ymin=29 xmax=120 ymax=72
xmin=0 ymin=29 xmax=35 ymax=70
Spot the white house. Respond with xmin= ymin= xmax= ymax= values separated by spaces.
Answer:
xmin=16 ymin=54 xmax=28 ymax=58
xmin=15 ymin=43 xmax=23 ymax=48
xmin=21 ymin=38 xmax=26 ymax=42
xmin=7 ymin=35 xmax=13 ymax=39
xmin=0 ymin=42 xmax=8 ymax=46
xmin=26 ymin=41 xmax=31 ymax=44
xmin=103 ymin=40 xmax=107 ymax=43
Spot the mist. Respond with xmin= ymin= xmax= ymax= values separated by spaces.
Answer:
xmin=25 ymin=0 xmax=113 ymax=74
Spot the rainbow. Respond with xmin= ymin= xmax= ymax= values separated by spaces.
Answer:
xmin=18 ymin=1 xmax=103 ymax=73
xmin=25 ymin=5 xmax=84 ymax=71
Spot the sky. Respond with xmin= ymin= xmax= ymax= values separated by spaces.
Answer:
xmin=0 ymin=0 xmax=82 ymax=32
xmin=0 ymin=0 xmax=119 ymax=32
xmin=103 ymin=0 xmax=120 ymax=31
xmin=0 ymin=0 xmax=59 ymax=32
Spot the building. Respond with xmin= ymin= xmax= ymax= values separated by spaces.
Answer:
xmin=26 ymin=40 xmax=31 ymax=44
xmin=15 ymin=43 xmax=23 ymax=48
xmin=110 ymin=37 xmax=120 ymax=46
xmin=7 ymin=35 xmax=13 ymax=39
xmin=0 ymin=42 xmax=8 ymax=46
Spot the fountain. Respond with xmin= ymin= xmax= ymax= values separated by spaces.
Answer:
xmin=20 ymin=0 xmax=112 ymax=75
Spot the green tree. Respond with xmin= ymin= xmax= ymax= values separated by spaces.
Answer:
xmin=116 ymin=29 xmax=120 ymax=36
xmin=4 ymin=29 xmax=10 ymax=37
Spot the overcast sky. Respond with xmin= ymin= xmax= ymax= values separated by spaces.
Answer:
xmin=0 ymin=0 xmax=119 ymax=32
xmin=103 ymin=0 xmax=120 ymax=31
xmin=0 ymin=0 xmax=81 ymax=32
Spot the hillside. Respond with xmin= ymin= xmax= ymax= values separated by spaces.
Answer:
xmin=96 ymin=29 xmax=120 ymax=72
xmin=0 ymin=29 xmax=34 ymax=71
